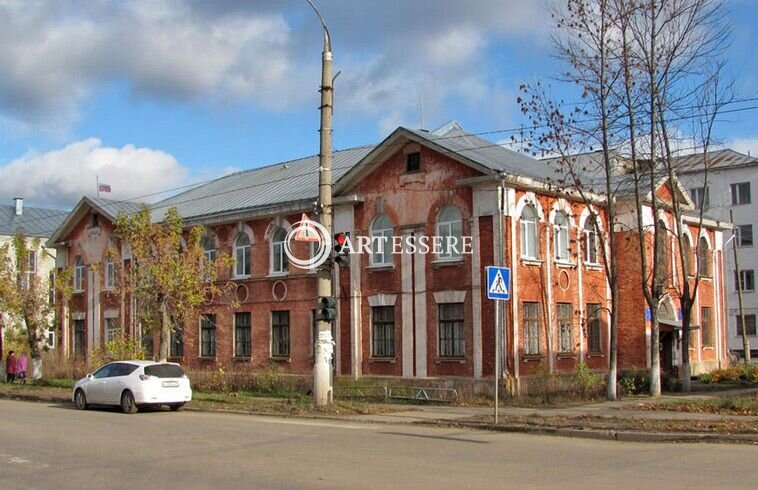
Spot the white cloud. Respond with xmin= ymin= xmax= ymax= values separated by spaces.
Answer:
xmin=0 ymin=0 xmax=551 ymax=135
xmin=0 ymin=139 xmax=188 ymax=208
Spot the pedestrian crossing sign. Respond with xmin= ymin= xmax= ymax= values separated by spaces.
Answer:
xmin=486 ymin=266 xmax=510 ymax=300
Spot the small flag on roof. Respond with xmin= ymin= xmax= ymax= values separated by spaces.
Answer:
xmin=98 ymin=183 xmax=111 ymax=193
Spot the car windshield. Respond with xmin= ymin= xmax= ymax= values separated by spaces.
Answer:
xmin=144 ymin=364 xmax=185 ymax=378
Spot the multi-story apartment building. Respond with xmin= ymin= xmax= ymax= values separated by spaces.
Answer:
xmin=0 ymin=198 xmax=68 ymax=365
xmin=46 ymin=122 xmax=730 ymax=392
xmin=676 ymin=149 xmax=758 ymax=359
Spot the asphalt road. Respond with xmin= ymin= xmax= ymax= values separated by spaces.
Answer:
xmin=0 ymin=399 xmax=755 ymax=490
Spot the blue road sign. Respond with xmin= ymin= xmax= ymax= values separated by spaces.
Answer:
xmin=486 ymin=266 xmax=510 ymax=300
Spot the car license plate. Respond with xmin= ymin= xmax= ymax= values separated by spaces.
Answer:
xmin=162 ymin=381 xmax=179 ymax=388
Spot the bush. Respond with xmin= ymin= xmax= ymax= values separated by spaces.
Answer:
xmin=699 ymin=365 xmax=758 ymax=384
xmin=571 ymin=362 xmax=603 ymax=399
xmin=531 ymin=362 xmax=556 ymax=404
xmin=88 ymin=334 xmax=146 ymax=368
xmin=618 ymin=367 xmax=650 ymax=396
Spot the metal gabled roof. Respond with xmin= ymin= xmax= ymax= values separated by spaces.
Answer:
xmin=46 ymin=196 xmax=147 ymax=247
xmin=414 ymin=121 xmax=559 ymax=181
xmin=672 ymin=148 xmax=758 ymax=174
xmin=0 ymin=204 xmax=68 ymax=238
xmin=150 ymin=146 xmax=374 ymax=222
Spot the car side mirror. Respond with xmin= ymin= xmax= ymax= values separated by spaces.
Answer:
xmin=86 ymin=373 xmax=93 ymax=379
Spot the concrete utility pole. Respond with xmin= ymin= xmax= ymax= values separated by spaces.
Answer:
xmin=308 ymin=0 xmax=334 ymax=406
xmin=730 ymin=210 xmax=751 ymax=364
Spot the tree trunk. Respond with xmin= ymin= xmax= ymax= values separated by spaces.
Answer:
xmin=650 ymin=309 xmax=661 ymax=396
xmin=159 ymin=302 xmax=169 ymax=362
xmin=681 ymin=307 xmax=692 ymax=392
xmin=31 ymin=355 xmax=43 ymax=380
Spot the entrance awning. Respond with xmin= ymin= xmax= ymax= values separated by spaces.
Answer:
xmin=659 ymin=318 xmax=700 ymax=330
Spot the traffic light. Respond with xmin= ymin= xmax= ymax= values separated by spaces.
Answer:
xmin=317 ymin=296 xmax=338 ymax=322
xmin=333 ymin=232 xmax=350 ymax=267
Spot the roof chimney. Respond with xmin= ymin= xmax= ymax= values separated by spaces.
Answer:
xmin=14 ymin=197 xmax=23 ymax=216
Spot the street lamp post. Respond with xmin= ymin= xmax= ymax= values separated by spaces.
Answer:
xmin=307 ymin=0 xmax=334 ymax=406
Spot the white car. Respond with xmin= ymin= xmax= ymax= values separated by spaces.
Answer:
xmin=72 ymin=360 xmax=192 ymax=414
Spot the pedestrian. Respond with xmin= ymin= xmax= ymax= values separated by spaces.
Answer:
xmin=5 ymin=350 xmax=16 ymax=383
xmin=16 ymin=353 xmax=27 ymax=384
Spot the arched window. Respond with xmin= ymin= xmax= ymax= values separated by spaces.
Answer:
xmin=233 ymin=233 xmax=251 ymax=277
xmin=74 ymin=256 xmax=85 ymax=292
xmin=697 ymin=236 xmax=711 ymax=277
xmin=271 ymin=228 xmax=288 ymax=274
xmin=370 ymin=214 xmax=393 ymax=266
xmin=583 ymin=219 xmax=599 ymax=264
xmin=436 ymin=206 xmax=463 ymax=260
xmin=520 ymin=205 xmax=538 ymax=259
xmin=554 ymin=211 xmax=570 ymax=261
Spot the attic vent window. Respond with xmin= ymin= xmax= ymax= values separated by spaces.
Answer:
xmin=406 ymin=152 xmax=421 ymax=173
xmin=91 ymin=214 xmax=99 ymax=228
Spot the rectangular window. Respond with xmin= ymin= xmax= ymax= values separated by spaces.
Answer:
xmin=521 ymin=221 xmax=538 ymax=259
xmin=690 ymin=186 xmax=710 ymax=209
xmin=523 ymin=302 xmax=540 ymax=355
xmin=73 ymin=319 xmax=85 ymax=357
xmin=735 ymin=269 xmax=756 ymax=292
xmin=105 ymin=318 xmax=119 ymax=343
xmin=731 ymin=182 xmax=751 ymax=205
xmin=737 ymin=224 xmax=753 ymax=247
xmin=584 ymin=228 xmax=599 ymax=264
xmin=701 ymin=307 xmax=713 ymax=347
xmin=200 ymin=314 xmax=216 ymax=357
xmin=736 ymin=314 xmax=757 ymax=336
xmin=105 ymin=259 xmax=116 ymax=289
xmin=587 ymin=303 xmax=602 ymax=353
xmin=235 ymin=312 xmax=252 ymax=358
xmin=557 ymin=303 xmax=573 ymax=353
xmin=372 ymin=306 xmax=395 ymax=357
xmin=28 ymin=250 xmax=37 ymax=274
xmin=271 ymin=310 xmax=290 ymax=358
xmin=74 ymin=264 xmax=84 ymax=292
xmin=406 ymin=152 xmax=421 ymax=172
xmin=170 ymin=326 xmax=184 ymax=358
xmin=439 ymin=303 xmax=465 ymax=357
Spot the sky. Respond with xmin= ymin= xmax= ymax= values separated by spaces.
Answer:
xmin=0 ymin=0 xmax=757 ymax=210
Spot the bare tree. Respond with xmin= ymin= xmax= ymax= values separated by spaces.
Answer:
xmin=519 ymin=0 xmax=624 ymax=399
xmin=618 ymin=0 xmax=731 ymax=394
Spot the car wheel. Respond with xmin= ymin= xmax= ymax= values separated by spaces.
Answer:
xmin=169 ymin=403 xmax=185 ymax=411
xmin=120 ymin=390 xmax=138 ymax=414
xmin=74 ymin=389 xmax=88 ymax=410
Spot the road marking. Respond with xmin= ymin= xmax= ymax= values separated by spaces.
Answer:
xmin=0 ymin=453 xmax=49 ymax=467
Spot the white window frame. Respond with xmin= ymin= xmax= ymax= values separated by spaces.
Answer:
xmin=74 ymin=256 xmax=85 ymax=292
xmin=370 ymin=214 xmax=393 ymax=266
xmin=436 ymin=206 xmax=463 ymax=261
xmin=520 ymin=205 xmax=538 ymax=260
xmin=554 ymin=212 xmax=570 ymax=262
xmin=233 ymin=233 xmax=251 ymax=278
xmin=583 ymin=221 xmax=599 ymax=264
xmin=105 ymin=257 xmax=116 ymax=289
xmin=270 ymin=228 xmax=289 ymax=275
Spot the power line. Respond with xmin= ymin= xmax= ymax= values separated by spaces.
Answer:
xmin=6 ymin=98 xmax=758 ymax=233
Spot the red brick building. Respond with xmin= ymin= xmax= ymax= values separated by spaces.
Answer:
xmin=47 ymin=122 xmax=730 ymax=392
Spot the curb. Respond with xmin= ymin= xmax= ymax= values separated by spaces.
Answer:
xmin=2 ymin=392 xmax=756 ymax=444
xmin=414 ymin=419 xmax=758 ymax=444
